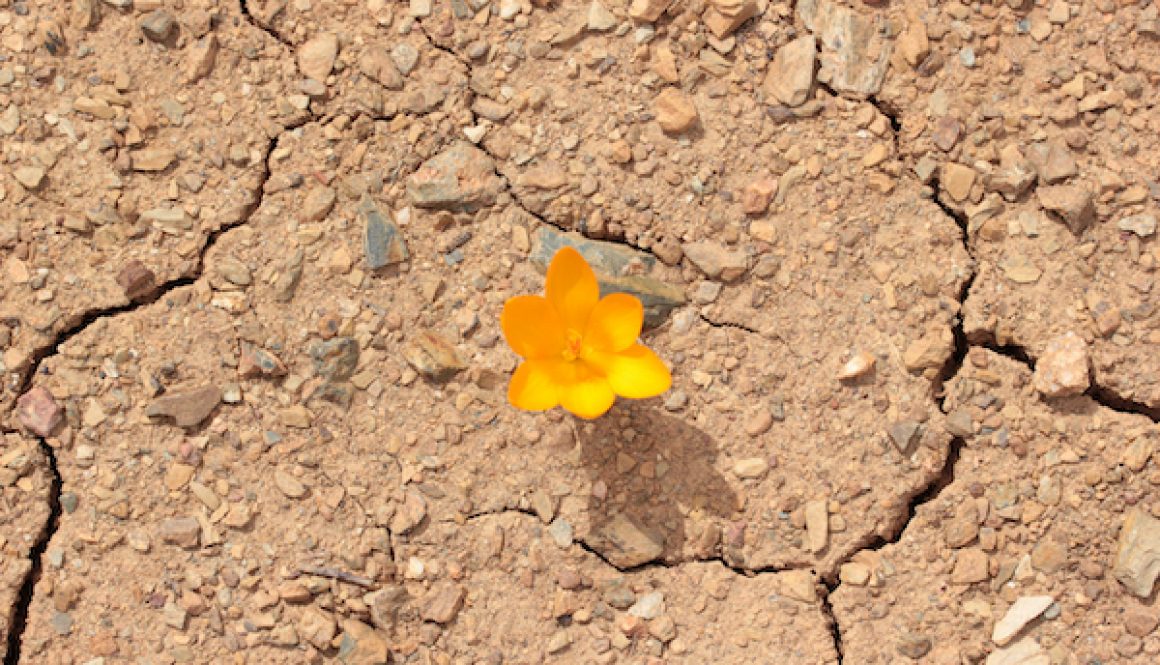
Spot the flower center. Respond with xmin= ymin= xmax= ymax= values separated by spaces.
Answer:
xmin=562 ymin=329 xmax=583 ymax=361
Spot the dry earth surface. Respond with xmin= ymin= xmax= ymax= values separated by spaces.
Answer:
xmin=0 ymin=0 xmax=1158 ymax=663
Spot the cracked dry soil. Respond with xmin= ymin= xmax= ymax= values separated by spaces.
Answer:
xmin=2 ymin=0 xmax=1160 ymax=663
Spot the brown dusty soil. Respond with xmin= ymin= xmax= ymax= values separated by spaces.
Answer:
xmin=1 ymin=1 xmax=1159 ymax=664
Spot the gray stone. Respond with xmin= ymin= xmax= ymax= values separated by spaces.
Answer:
xmin=407 ymin=142 xmax=503 ymax=211
xmin=548 ymin=518 xmax=574 ymax=548
xmin=531 ymin=227 xmax=684 ymax=328
xmin=311 ymin=338 xmax=360 ymax=381
xmin=628 ymin=591 xmax=664 ymax=619
xmin=360 ymin=196 xmax=408 ymax=269
xmin=391 ymin=43 xmax=420 ymax=75
xmin=140 ymin=10 xmax=176 ymax=43
xmin=1117 ymin=213 xmax=1156 ymax=238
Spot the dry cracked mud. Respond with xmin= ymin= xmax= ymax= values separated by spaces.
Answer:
xmin=1 ymin=0 xmax=1158 ymax=664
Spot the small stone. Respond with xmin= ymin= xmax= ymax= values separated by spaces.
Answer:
xmin=1030 ymin=540 xmax=1068 ymax=573
xmin=839 ymin=562 xmax=871 ymax=585
xmin=862 ymin=143 xmax=891 ymax=168
xmin=16 ymin=386 xmax=64 ymax=436
xmin=1113 ymin=508 xmax=1160 ymax=598
xmin=401 ymin=331 xmax=466 ymax=382
xmin=942 ymin=163 xmax=976 ymax=202
xmin=408 ymin=142 xmax=503 ymax=211
xmin=391 ymin=490 xmax=427 ymax=534
xmin=337 ymin=619 xmax=388 ymax=664
xmin=896 ymin=632 xmax=932 ymax=659
xmin=116 ymin=260 xmax=156 ymax=301
xmin=931 ymin=116 xmax=962 ymax=152
xmin=897 ymin=20 xmax=929 ymax=67
xmin=628 ymin=591 xmax=664 ymax=620
xmin=838 ymin=351 xmax=875 ymax=380
xmin=703 ymin=0 xmax=758 ymax=39
xmin=159 ymin=517 xmax=201 ymax=549
xmin=360 ymin=196 xmax=408 ymax=269
xmin=1032 ymin=332 xmax=1089 ymax=398
xmin=548 ymin=518 xmax=573 ymax=548
xmin=359 ymin=46 xmax=404 ymax=90
xmin=985 ymin=637 xmax=1048 ymax=665
xmin=1124 ymin=610 xmax=1158 ymax=638
xmin=302 ymin=187 xmax=337 ymax=222
xmin=732 ymin=458 xmax=769 ymax=479
xmin=1036 ymin=185 xmax=1095 ymax=232
xmin=421 ymin=583 xmax=465 ymax=624
xmin=238 ymin=344 xmax=286 ymax=379
xmin=140 ymin=10 xmax=176 ymax=43
xmin=763 ymin=35 xmax=816 ymax=107
xmin=299 ymin=609 xmax=337 ymax=651
xmin=382 ymin=42 xmax=416 ymax=75
xmin=804 ymin=500 xmax=829 ymax=553
xmin=628 ymin=0 xmax=671 ymax=22
xmin=273 ymin=470 xmax=307 ymax=498
xmin=740 ymin=178 xmax=777 ymax=215
xmin=145 ymin=385 xmax=221 ymax=428
xmin=14 ymin=166 xmax=45 ymax=190
xmin=185 ymin=34 xmax=218 ymax=82
xmin=587 ymin=1 xmax=617 ymax=31
xmin=1026 ymin=140 xmax=1077 ymax=184
xmin=992 ymin=595 xmax=1054 ymax=646
xmin=681 ymin=241 xmax=747 ymax=281
xmin=951 ymin=548 xmax=989 ymax=584
xmin=130 ymin=148 xmax=176 ymax=172
xmin=51 ymin=612 xmax=73 ymax=636
xmin=653 ymin=88 xmax=698 ymax=134
xmin=903 ymin=325 xmax=954 ymax=373
xmin=547 ymin=629 xmax=572 ymax=654
xmin=298 ymin=33 xmax=339 ymax=81
xmin=778 ymin=569 xmax=817 ymax=603
xmin=1117 ymin=214 xmax=1156 ymax=238
xmin=594 ymin=513 xmax=664 ymax=568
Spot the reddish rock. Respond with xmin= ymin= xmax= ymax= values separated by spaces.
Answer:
xmin=16 ymin=386 xmax=64 ymax=437
xmin=116 ymin=260 xmax=157 ymax=301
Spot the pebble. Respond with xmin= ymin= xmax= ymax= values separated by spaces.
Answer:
xmin=145 ymin=384 xmax=222 ymax=428
xmin=896 ymin=632 xmax=931 ymax=659
xmin=587 ymin=1 xmax=617 ymax=31
xmin=985 ymin=637 xmax=1048 ymax=665
xmin=839 ymin=562 xmax=871 ymax=585
xmin=732 ymin=458 xmax=768 ymax=479
xmin=703 ymin=0 xmax=758 ymax=39
xmin=548 ymin=518 xmax=573 ymax=548
xmin=951 ymin=548 xmax=989 ymax=584
xmin=1117 ymin=213 xmax=1156 ymax=238
xmin=401 ymin=331 xmax=466 ymax=382
xmin=298 ymin=33 xmax=338 ymax=81
xmin=337 ymin=619 xmax=388 ymax=664
xmin=130 ymin=148 xmax=176 ymax=172
xmin=360 ymin=196 xmax=408 ymax=269
xmin=942 ymin=162 xmax=976 ymax=202
xmin=681 ymin=241 xmax=747 ymax=282
xmin=1036 ymin=185 xmax=1095 ymax=232
xmin=992 ymin=595 xmax=1054 ymax=646
xmin=421 ymin=583 xmax=465 ymax=624
xmin=628 ymin=591 xmax=664 ymax=620
xmin=273 ymin=470 xmax=307 ymax=498
xmin=390 ymin=43 xmax=419 ymax=76
xmin=16 ymin=386 xmax=64 ymax=436
xmin=159 ymin=517 xmax=201 ymax=549
xmin=140 ymin=10 xmax=176 ymax=43
xmin=1030 ymin=540 xmax=1067 ymax=573
xmin=115 ymin=260 xmax=157 ymax=301
xmin=408 ymin=142 xmax=503 ymax=211
xmin=804 ymin=500 xmax=829 ymax=553
xmin=653 ymin=88 xmax=698 ymax=134
xmin=628 ymin=0 xmax=670 ymax=22
xmin=595 ymin=514 xmax=664 ymax=568
xmin=1113 ymin=508 xmax=1160 ymax=598
xmin=740 ymin=178 xmax=777 ymax=215
xmin=14 ymin=166 xmax=45 ymax=190
xmin=903 ymin=325 xmax=954 ymax=373
xmin=1124 ymin=610 xmax=1158 ymax=638
xmin=800 ymin=0 xmax=890 ymax=96
xmin=390 ymin=490 xmax=428 ymax=534
xmin=51 ymin=612 xmax=73 ymax=636
xmin=837 ymin=351 xmax=875 ymax=380
xmin=299 ymin=608 xmax=337 ymax=650
xmin=1032 ymin=332 xmax=1089 ymax=398
xmin=763 ymin=35 xmax=816 ymax=107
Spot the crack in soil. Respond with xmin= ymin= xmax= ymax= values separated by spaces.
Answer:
xmin=1 ymin=122 xmax=285 ymax=665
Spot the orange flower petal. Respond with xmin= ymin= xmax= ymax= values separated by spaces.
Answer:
xmin=501 ymin=295 xmax=566 ymax=359
xmin=592 ymin=344 xmax=672 ymax=399
xmin=559 ymin=361 xmax=616 ymax=419
xmin=546 ymin=246 xmax=599 ymax=331
xmin=508 ymin=359 xmax=562 ymax=412
xmin=584 ymin=292 xmax=643 ymax=353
